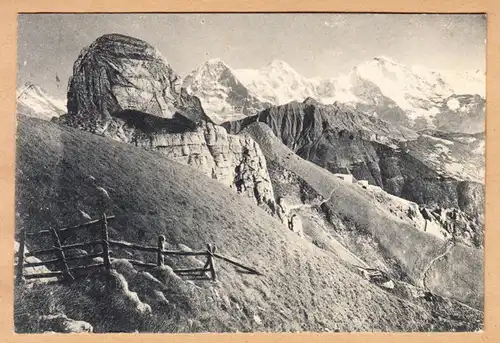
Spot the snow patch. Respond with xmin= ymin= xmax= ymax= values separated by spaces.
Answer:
xmin=446 ymin=98 xmax=460 ymax=111
xmin=434 ymin=143 xmax=451 ymax=155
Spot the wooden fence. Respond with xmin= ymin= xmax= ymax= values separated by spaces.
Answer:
xmin=16 ymin=213 xmax=262 ymax=284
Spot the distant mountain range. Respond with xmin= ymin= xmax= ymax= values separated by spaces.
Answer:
xmin=183 ymin=57 xmax=485 ymax=133
xmin=16 ymin=82 xmax=66 ymax=120
xmin=18 ymin=56 xmax=485 ymax=134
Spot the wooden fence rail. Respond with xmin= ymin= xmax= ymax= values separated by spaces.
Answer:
xmin=16 ymin=213 xmax=262 ymax=284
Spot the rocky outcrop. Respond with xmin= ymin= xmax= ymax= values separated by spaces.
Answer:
xmin=62 ymin=33 xmax=207 ymax=134
xmin=60 ymin=34 xmax=275 ymax=208
xmin=36 ymin=314 xmax=93 ymax=333
xmin=357 ymin=184 xmax=483 ymax=248
xmin=420 ymin=206 xmax=483 ymax=248
xmin=135 ymin=121 xmax=275 ymax=208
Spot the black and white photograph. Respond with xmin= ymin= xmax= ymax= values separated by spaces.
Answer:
xmin=14 ymin=13 xmax=485 ymax=333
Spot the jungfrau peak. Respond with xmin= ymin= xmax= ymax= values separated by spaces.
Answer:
xmin=234 ymin=59 xmax=317 ymax=105
xmin=344 ymin=56 xmax=485 ymax=131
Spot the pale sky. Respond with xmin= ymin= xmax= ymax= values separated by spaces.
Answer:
xmin=17 ymin=13 xmax=486 ymax=99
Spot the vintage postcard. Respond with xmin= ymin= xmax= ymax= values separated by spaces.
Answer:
xmin=13 ymin=13 xmax=486 ymax=334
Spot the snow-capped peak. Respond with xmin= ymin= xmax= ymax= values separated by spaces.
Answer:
xmin=265 ymin=59 xmax=296 ymax=72
xmin=233 ymin=60 xmax=316 ymax=105
xmin=190 ymin=59 xmax=232 ymax=79
xmin=371 ymin=55 xmax=400 ymax=65
xmin=204 ymin=58 xmax=229 ymax=69
xmin=16 ymin=82 xmax=66 ymax=120
xmin=182 ymin=58 xmax=269 ymax=124
xmin=206 ymin=57 xmax=225 ymax=64
xmin=185 ymin=55 xmax=485 ymax=133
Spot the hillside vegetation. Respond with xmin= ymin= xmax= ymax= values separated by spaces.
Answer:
xmin=15 ymin=115 xmax=481 ymax=332
xmin=242 ymin=122 xmax=483 ymax=310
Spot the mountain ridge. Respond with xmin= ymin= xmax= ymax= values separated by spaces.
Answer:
xmin=14 ymin=32 xmax=485 ymax=333
xmin=182 ymin=59 xmax=271 ymax=124
xmin=16 ymin=82 xmax=66 ymax=121
xmin=187 ymin=56 xmax=484 ymax=134
xmin=222 ymin=100 xmax=485 ymax=222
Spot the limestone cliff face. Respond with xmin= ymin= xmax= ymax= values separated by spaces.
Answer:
xmin=60 ymin=34 xmax=276 ymax=208
xmin=135 ymin=121 xmax=275 ymax=209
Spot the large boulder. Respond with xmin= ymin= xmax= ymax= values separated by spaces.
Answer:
xmin=37 ymin=314 xmax=93 ymax=333
xmin=63 ymin=33 xmax=207 ymax=135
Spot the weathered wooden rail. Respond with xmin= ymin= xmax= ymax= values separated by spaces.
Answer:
xmin=16 ymin=213 xmax=262 ymax=284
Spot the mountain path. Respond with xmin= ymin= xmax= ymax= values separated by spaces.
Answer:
xmin=294 ymin=184 xmax=370 ymax=269
xmin=420 ymin=239 xmax=455 ymax=291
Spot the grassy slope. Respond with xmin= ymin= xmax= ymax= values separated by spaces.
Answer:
xmin=14 ymin=115 xmax=472 ymax=333
xmin=243 ymin=122 xmax=483 ymax=310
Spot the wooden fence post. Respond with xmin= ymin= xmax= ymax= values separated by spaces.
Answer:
xmin=100 ymin=213 xmax=111 ymax=273
xmin=157 ymin=235 xmax=165 ymax=266
xmin=205 ymin=243 xmax=217 ymax=281
xmin=49 ymin=228 xmax=74 ymax=282
xmin=15 ymin=229 xmax=26 ymax=284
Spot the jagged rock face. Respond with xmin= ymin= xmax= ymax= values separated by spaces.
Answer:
xmin=420 ymin=206 xmax=483 ymax=248
xmin=64 ymin=34 xmax=206 ymax=133
xmin=134 ymin=121 xmax=275 ymax=209
xmin=223 ymin=100 xmax=415 ymax=149
xmin=347 ymin=75 xmax=411 ymax=128
xmin=223 ymin=101 xmax=484 ymax=222
xmin=183 ymin=59 xmax=271 ymax=124
xmin=356 ymin=185 xmax=483 ymax=248
xmin=433 ymin=95 xmax=485 ymax=134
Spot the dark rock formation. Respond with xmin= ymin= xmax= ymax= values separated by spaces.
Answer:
xmin=62 ymin=33 xmax=208 ymax=137
xmin=223 ymin=101 xmax=484 ymax=222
